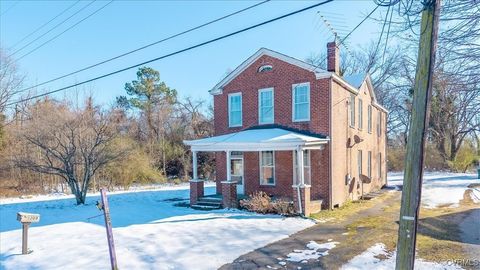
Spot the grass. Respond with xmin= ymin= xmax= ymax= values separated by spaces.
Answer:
xmin=313 ymin=190 xmax=478 ymax=269
xmin=310 ymin=191 xmax=395 ymax=223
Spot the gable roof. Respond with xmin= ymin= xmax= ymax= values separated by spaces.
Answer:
xmin=209 ymin=48 xmax=329 ymax=95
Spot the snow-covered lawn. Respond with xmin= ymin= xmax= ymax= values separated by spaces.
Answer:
xmin=0 ymin=186 xmax=314 ymax=270
xmin=387 ymin=172 xmax=480 ymax=208
xmin=341 ymin=243 xmax=463 ymax=270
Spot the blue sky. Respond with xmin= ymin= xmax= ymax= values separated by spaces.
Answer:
xmin=1 ymin=0 xmax=385 ymax=108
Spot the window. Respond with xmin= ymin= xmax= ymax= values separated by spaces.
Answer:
xmin=358 ymin=150 xmax=363 ymax=175
xmin=358 ymin=99 xmax=363 ymax=130
xmin=292 ymin=83 xmax=310 ymax=122
xmin=350 ymin=94 xmax=356 ymax=127
xmin=367 ymin=151 xmax=372 ymax=178
xmin=368 ymin=105 xmax=372 ymax=133
xmin=258 ymin=65 xmax=273 ymax=73
xmin=378 ymin=152 xmax=382 ymax=179
xmin=258 ymin=88 xmax=274 ymax=124
xmin=260 ymin=151 xmax=275 ymax=185
xmin=228 ymin=93 xmax=242 ymax=127
xmin=293 ymin=150 xmax=311 ymax=186
xmin=377 ymin=111 xmax=382 ymax=136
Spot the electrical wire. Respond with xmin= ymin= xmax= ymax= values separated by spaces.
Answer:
xmin=9 ymin=1 xmax=81 ymax=50
xmin=16 ymin=0 xmax=271 ymax=94
xmin=13 ymin=1 xmax=114 ymax=63
xmin=7 ymin=1 xmax=96 ymax=58
xmin=6 ymin=0 xmax=334 ymax=107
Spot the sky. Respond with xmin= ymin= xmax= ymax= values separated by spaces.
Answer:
xmin=0 ymin=0 xmax=386 ymax=109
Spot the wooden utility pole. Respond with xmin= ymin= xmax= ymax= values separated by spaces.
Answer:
xmin=395 ymin=0 xmax=440 ymax=269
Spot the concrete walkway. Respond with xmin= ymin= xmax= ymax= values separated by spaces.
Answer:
xmin=220 ymin=192 xmax=401 ymax=270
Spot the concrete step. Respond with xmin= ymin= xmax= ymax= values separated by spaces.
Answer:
xmin=198 ymin=197 xmax=222 ymax=203
xmin=191 ymin=204 xmax=222 ymax=210
xmin=195 ymin=200 xmax=222 ymax=207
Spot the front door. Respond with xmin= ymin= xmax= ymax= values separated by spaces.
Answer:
xmin=230 ymin=156 xmax=244 ymax=195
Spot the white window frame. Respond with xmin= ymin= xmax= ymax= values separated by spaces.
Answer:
xmin=377 ymin=111 xmax=382 ymax=136
xmin=350 ymin=94 xmax=356 ymax=128
xmin=358 ymin=150 xmax=363 ymax=176
xmin=293 ymin=150 xmax=311 ymax=186
xmin=259 ymin=151 xmax=275 ymax=186
xmin=368 ymin=105 xmax=372 ymax=133
xmin=367 ymin=151 xmax=372 ymax=178
xmin=258 ymin=87 xmax=274 ymax=124
xmin=228 ymin=92 xmax=242 ymax=127
xmin=292 ymin=82 xmax=310 ymax=122
xmin=378 ymin=152 xmax=382 ymax=179
xmin=358 ymin=98 xmax=363 ymax=130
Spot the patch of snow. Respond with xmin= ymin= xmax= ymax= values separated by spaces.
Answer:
xmin=471 ymin=188 xmax=480 ymax=203
xmin=0 ymin=182 xmax=216 ymax=205
xmin=341 ymin=243 xmax=464 ymax=270
xmin=387 ymin=172 xmax=479 ymax=208
xmin=286 ymin=241 xmax=339 ymax=262
xmin=0 ymin=187 xmax=314 ymax=270
xmin=279 ymin=261 xmax=287 ymax=266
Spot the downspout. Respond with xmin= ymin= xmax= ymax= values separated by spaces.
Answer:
xmin=328 ymin=78 xmax=334 ymax=209
xmin=297 ymin=185 xmax=303 ymax=215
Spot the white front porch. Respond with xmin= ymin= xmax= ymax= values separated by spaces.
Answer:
xmin=184 ymin=127 xmax=330 ymax=215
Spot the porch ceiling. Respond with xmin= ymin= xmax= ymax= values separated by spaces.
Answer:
xmin=183 ymin=127 xmax=329 ymax=152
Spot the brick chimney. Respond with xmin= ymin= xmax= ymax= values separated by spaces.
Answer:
xmin=327 ymin=41 xmax=339 ymax=74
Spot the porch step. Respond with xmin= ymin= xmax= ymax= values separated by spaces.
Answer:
xmin=195 ymin=200 xmax=222 ymax=207
xmin=191 ymin=196 xmax=223 ymax=210
xmin=198 ymin=197 xmax=222 ymax=203
xmin=191 ymin=204 xmax=222 ymax=210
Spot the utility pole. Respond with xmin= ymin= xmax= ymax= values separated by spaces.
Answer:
xmin=395 ymin=0 xmax=440 ymax=269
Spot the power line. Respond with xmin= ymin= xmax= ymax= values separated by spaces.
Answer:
xmin=366 ymin=4 xmax=391 ymax=73
xmin=13 ymin=1 xmax=114 ymax=62
xmin=0 ymin=1 xmax=19 ymax=16
xmin=312 ymin=5 xmax=380 ymax=70
xmin=7 ymin=1 xmax=96 ymax=58
xmin=9 ymin=1 xmax=81 ymax=50
xmin=381 ymin=4 xmax=395 ymax=65
xmin=16 ymin=0 xmax=271 ymax=94
xmin=6 ymin=0 xmax=334 ymax=107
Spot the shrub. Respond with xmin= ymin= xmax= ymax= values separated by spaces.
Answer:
xmin=271 ymin=198 xmax=296 ymax=216
xmin=448 ymin=142 xmax=479 ymax=173
xmin=240 ymin=191 xmax=296 ymax=216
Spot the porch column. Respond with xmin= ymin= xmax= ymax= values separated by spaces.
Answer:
xmin=297 ymin=148 xmax=305 ymax=186
xmin=192 ymin=151 xmax=198 ymax=180
xmin=226 ymin=150 xmax=231 ymax=182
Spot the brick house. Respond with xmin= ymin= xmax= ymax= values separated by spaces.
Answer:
xmin=184 ymin=41 xmax=387 ymax=215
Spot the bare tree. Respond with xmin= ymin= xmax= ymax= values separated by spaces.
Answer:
xmin=0 ymin=49 xmax=24 ymax=113
xmin=13 ymin=99 xmax=121 ymax=204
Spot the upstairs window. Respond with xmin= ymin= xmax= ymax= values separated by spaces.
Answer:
xmin=358 ymin=99 xmax=363 ymax=130
xmin=292 ymin=82 xmax=310 ymax=122
xmin=228 ymin=93 xmax=242 ymax=127
xmin=368 ymin=105 xmax=372 ymax=133
xmin=258 ymin=88 xmax=274 ymax=124
xmin=260 ymin=151 xmax=275 ymax=185
xmin=350 ymin=94 xmax=356 ymax=127
xmin=258 ymin=65 xmax=273 ymax=73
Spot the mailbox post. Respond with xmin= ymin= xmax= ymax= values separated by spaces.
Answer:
xmin=16 ymin=212 xmax=40 ymax=254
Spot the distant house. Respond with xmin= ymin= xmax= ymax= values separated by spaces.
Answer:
xmin=184 ymin=41 xmax=387 ymax=215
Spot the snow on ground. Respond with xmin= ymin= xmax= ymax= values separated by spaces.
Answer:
xmin=341 ymin=243 xmax=464 ymax=270
xmin=0 ymin=186 xmax=314 ymax=270
xmin=284 ymin=240 xmax=339 ymax=263
xmin=387 ymin=172 xmax=480 ymax=208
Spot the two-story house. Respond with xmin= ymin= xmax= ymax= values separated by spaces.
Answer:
xmin=184 ymin=41 xmax=387 ymax=215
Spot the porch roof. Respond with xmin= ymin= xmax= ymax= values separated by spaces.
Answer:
xmin=184 ymin=127 xmax=329 ymax=152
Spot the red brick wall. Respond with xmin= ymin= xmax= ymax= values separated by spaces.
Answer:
xmin=214 ymin=55 xmax=330 ymax=136
xmin=212 ymin=55 xmax=331 ymax=204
